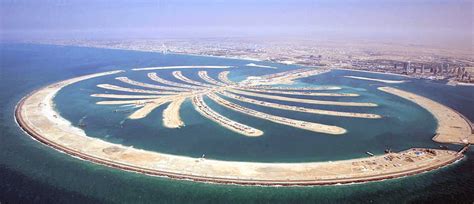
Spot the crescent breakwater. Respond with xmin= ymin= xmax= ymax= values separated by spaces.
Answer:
xmin=14 ymin=70 xmax=470 ymax=186
xmin=379 ymin=87 xmax=473 ymax=144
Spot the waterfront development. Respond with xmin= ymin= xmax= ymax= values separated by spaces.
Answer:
xmin=2 ymin=44 xmax=474 ymax=203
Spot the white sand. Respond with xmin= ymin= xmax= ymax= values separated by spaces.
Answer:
xmin=133 ymin=66 xmax=233 ymax=71
xmin=245 ymin=63 xmax=277 ymax=69
xmin=344 ymin=76 xmax=407 ymax=84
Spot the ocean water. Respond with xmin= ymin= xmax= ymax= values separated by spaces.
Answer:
xmin=0 ymin=43 xmax=473 ymax=203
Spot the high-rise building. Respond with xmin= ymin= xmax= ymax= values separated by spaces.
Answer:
xmin=403 ymin=62 xmax=408 ymax=74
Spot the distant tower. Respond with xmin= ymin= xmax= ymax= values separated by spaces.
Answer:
xmin=421 ymin=64 xmax=424 ymax=73
xmin=457 ymin=67 xmax=463 ymax=77
xmin=403 ymin=62 xmax=408 ymax=74
xmin=161 ymin=44 xmax=168 ymax=54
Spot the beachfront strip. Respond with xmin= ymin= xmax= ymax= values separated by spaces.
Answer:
xmin=163 ymin=98 xmax=186 ymax=128
xmin=15 ymin=70 xmax=470 ymax=186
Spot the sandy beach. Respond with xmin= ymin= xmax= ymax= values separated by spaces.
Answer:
xmin=344 ymin=76 xmax=407 ymax=84
xmin=335 ymin=68 xmax=411 ymax=78
xmin=163 ymin=98 xmax=186 ymax=128
xmin=245 ymin=63 xmax=277 ymax=69
xmin=132 ymin=65 xmax=233 ymax=71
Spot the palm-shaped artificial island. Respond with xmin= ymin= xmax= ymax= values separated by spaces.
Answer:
xmin=15 ymin=66 xmax=473 ymax=186
xmin=92 ymin=68 xmax=381 ymax=136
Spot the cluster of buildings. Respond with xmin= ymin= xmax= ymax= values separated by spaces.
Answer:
xmin=349 ymin=59 xmax=473 ymax=83
xmin=37 ymin=38 xmax=474 ymax=85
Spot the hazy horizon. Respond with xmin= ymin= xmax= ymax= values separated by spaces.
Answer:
xmin=1 ymin=0 xmax=472 ymax=51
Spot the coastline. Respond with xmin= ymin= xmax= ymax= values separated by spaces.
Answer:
xmin=14 ymin=71 xmax=470 ymax=186
xmin=334 ymin=68 xmax=412 ymax=78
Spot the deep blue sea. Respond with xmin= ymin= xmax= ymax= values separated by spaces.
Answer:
xmin=1 ymin=44 xmax=473 ymax=203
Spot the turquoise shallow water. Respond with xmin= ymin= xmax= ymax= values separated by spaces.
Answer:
xmin=1 ymin=44 xmax=473 ymax=203
xmin=53 ymin=55 xmax=438 ymax=162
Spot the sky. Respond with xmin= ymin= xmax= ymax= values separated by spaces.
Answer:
xmin=0 ymin=0 xmax=472 ymax=50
